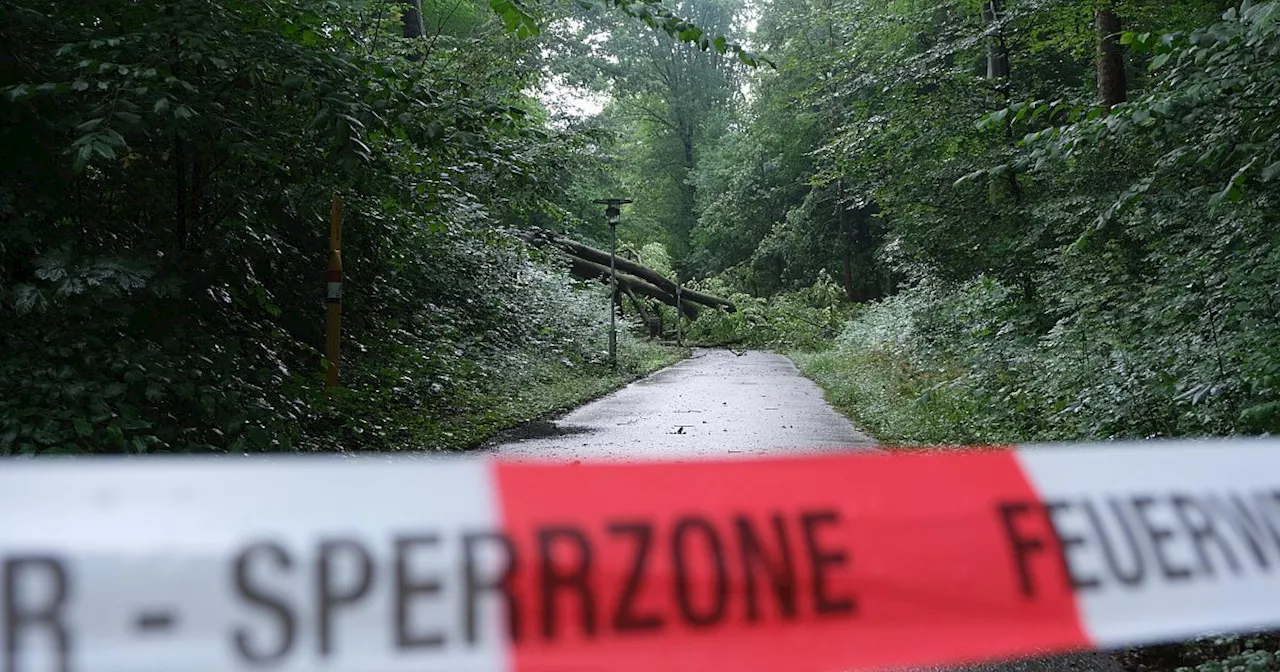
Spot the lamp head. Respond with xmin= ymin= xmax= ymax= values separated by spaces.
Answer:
xmin=592 ymin=198 xmax=633 ymax=228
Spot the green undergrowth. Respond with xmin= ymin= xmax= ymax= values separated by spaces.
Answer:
xmin=794 ymin=270 xmax=1280 ymax=449
xmin=315 ymin=335 xmax=687 ymax=453
xmin=682 ymin=272 xmax=854 ymax=351
xmin=789 ymin=280 xmax=1009 ymax=448
xmin=791 ymin=347 xmax=983 ymax=448
xmin=791 ymin=276 xmax=1280 ymax=666
xmin=1118 ymin=635 xmax=1280 ymax=672
xmin=440 ymin=338 xmax=688 ymax=451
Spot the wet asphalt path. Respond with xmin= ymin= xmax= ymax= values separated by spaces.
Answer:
xmin=483 ymin=349 xmax=1125 ymax=672
xmin=486 ymin=348 xmax=878 ymax=460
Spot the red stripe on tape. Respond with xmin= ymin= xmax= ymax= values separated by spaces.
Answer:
xmin=494 ymin=452 xmax=1088 ymax=672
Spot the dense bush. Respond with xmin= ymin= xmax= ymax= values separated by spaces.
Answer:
xmin=798 ymin=255 xmax=1280 ymax=447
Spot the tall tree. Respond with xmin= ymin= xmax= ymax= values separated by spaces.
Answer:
xmin=983 ymin=0 xmax=1011 ymax=80
xmin=593 ymin=0 xmax=743 ymax=266
xmin=402 ymin=0 xmax=427 ymax=38
xmin=1095 ymin=2 xmax=1126 ymax=108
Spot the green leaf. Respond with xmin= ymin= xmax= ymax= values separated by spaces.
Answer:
xmin=113 ymin=111 xmax=142 ymax=126
xmin=953 ymin=168 xmax=987 ymax=187
xmin=5 ymin=84 xmax=31 ymax=102
xmin=678 ymin=26 xmax=702 ymax=43
xmin=1150 ymin=53 xmax=1172 ymax=70
xmin=73 ymin=144 xmax=94 ymax=172
xmin=12 ymin=285 xmax=47 ymax=314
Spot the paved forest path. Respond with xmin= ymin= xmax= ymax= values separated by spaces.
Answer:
xmin=484 ymin=348 xmax=1123 ymax=672
xmin=486 ymin=348 xmax=877 ymax=460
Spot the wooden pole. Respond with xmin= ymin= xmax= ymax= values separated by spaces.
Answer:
xmin=324 ymin=196 xmax=343 ymax=389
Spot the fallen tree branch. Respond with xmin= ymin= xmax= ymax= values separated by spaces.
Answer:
xmin=518 ymin=229 xmax=736 ymax=313
xmin=564 ymin=255 xmax=699 ymax=320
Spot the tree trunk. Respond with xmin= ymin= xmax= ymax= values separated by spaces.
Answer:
xmin=401 ymin=0 xmax=425 ymax=39
xmin=836 ymin=182 xmax=857 ymax=302
xmin=563 ymin=255 xmax=700 ymax=320
xmin=1096 ymin=5 xmax=1126 ymax=109
xmin=982 ymin=0 xmax=1021 ymax=204
xmin=854 ymin=206 xmax=877 ymax=300
xmin=983 ymin=0 xmax=1010 ymax=80
xmin=623 ymin=286 xmax=661 ymax=338
xmin=842 ymin=240 xmax=856 ymax=302
xmin=520 ymin=230 xmax=736 ymax=311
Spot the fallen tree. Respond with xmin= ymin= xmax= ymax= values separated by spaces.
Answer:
xmin=563 ymin=255 xmax=698 ymax=320
xmin=518 ymin=229 xmax=737 ymax=317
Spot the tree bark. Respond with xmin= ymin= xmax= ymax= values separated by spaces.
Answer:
xmin=1096 ymin=5 xmax=1127 ymax=109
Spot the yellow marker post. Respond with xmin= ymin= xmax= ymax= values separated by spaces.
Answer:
xmin=324 ymin=196 xmax=343 ymax=389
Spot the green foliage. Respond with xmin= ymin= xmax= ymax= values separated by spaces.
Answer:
xmin=0 ymin=0 xmax=689 ymax=454
xmin=793 ymin=282 xmax=998 ymax=447
xmin=320 ymin=314 xmax=687 ymax=451
xmin=1119 ymin=635 xmax=1280 ymax=672
xmin=681 ymin=0 xmax=897 ymax=299
xmin=594 ymin=0 xmax=767 ymax=65
xmin=797 ymin=256 xmax=1280 ymax=446
xmin=684 ymin=273 xmax=853 ymax=351
xmin=545 ymin=0 xmax=748 ymax=263
xmin=694 ymin=0 xmax=1280 ymax=456
xmin=1180 ymin=647 xmax=1277 ymax=672
xmin=711 ymin=8 xmax=1280 ymax=665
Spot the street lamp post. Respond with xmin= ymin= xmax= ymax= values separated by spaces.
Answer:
xmin=673 ymin=259 xmax=684 ymax=347
xmin=592 ymin=198 xmax=632 ymax=368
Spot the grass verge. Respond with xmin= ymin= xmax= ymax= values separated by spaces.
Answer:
xmin=443 ymin=339 xmax=689 ymax=451
xmin=310 ymin=337 xmax=688 ymax=454
xmin=790 ymin=348 xmax=985 ymax=449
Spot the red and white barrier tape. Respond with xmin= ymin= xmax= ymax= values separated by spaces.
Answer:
xmin=2 ymin=439 xmax=1279 ymax=672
